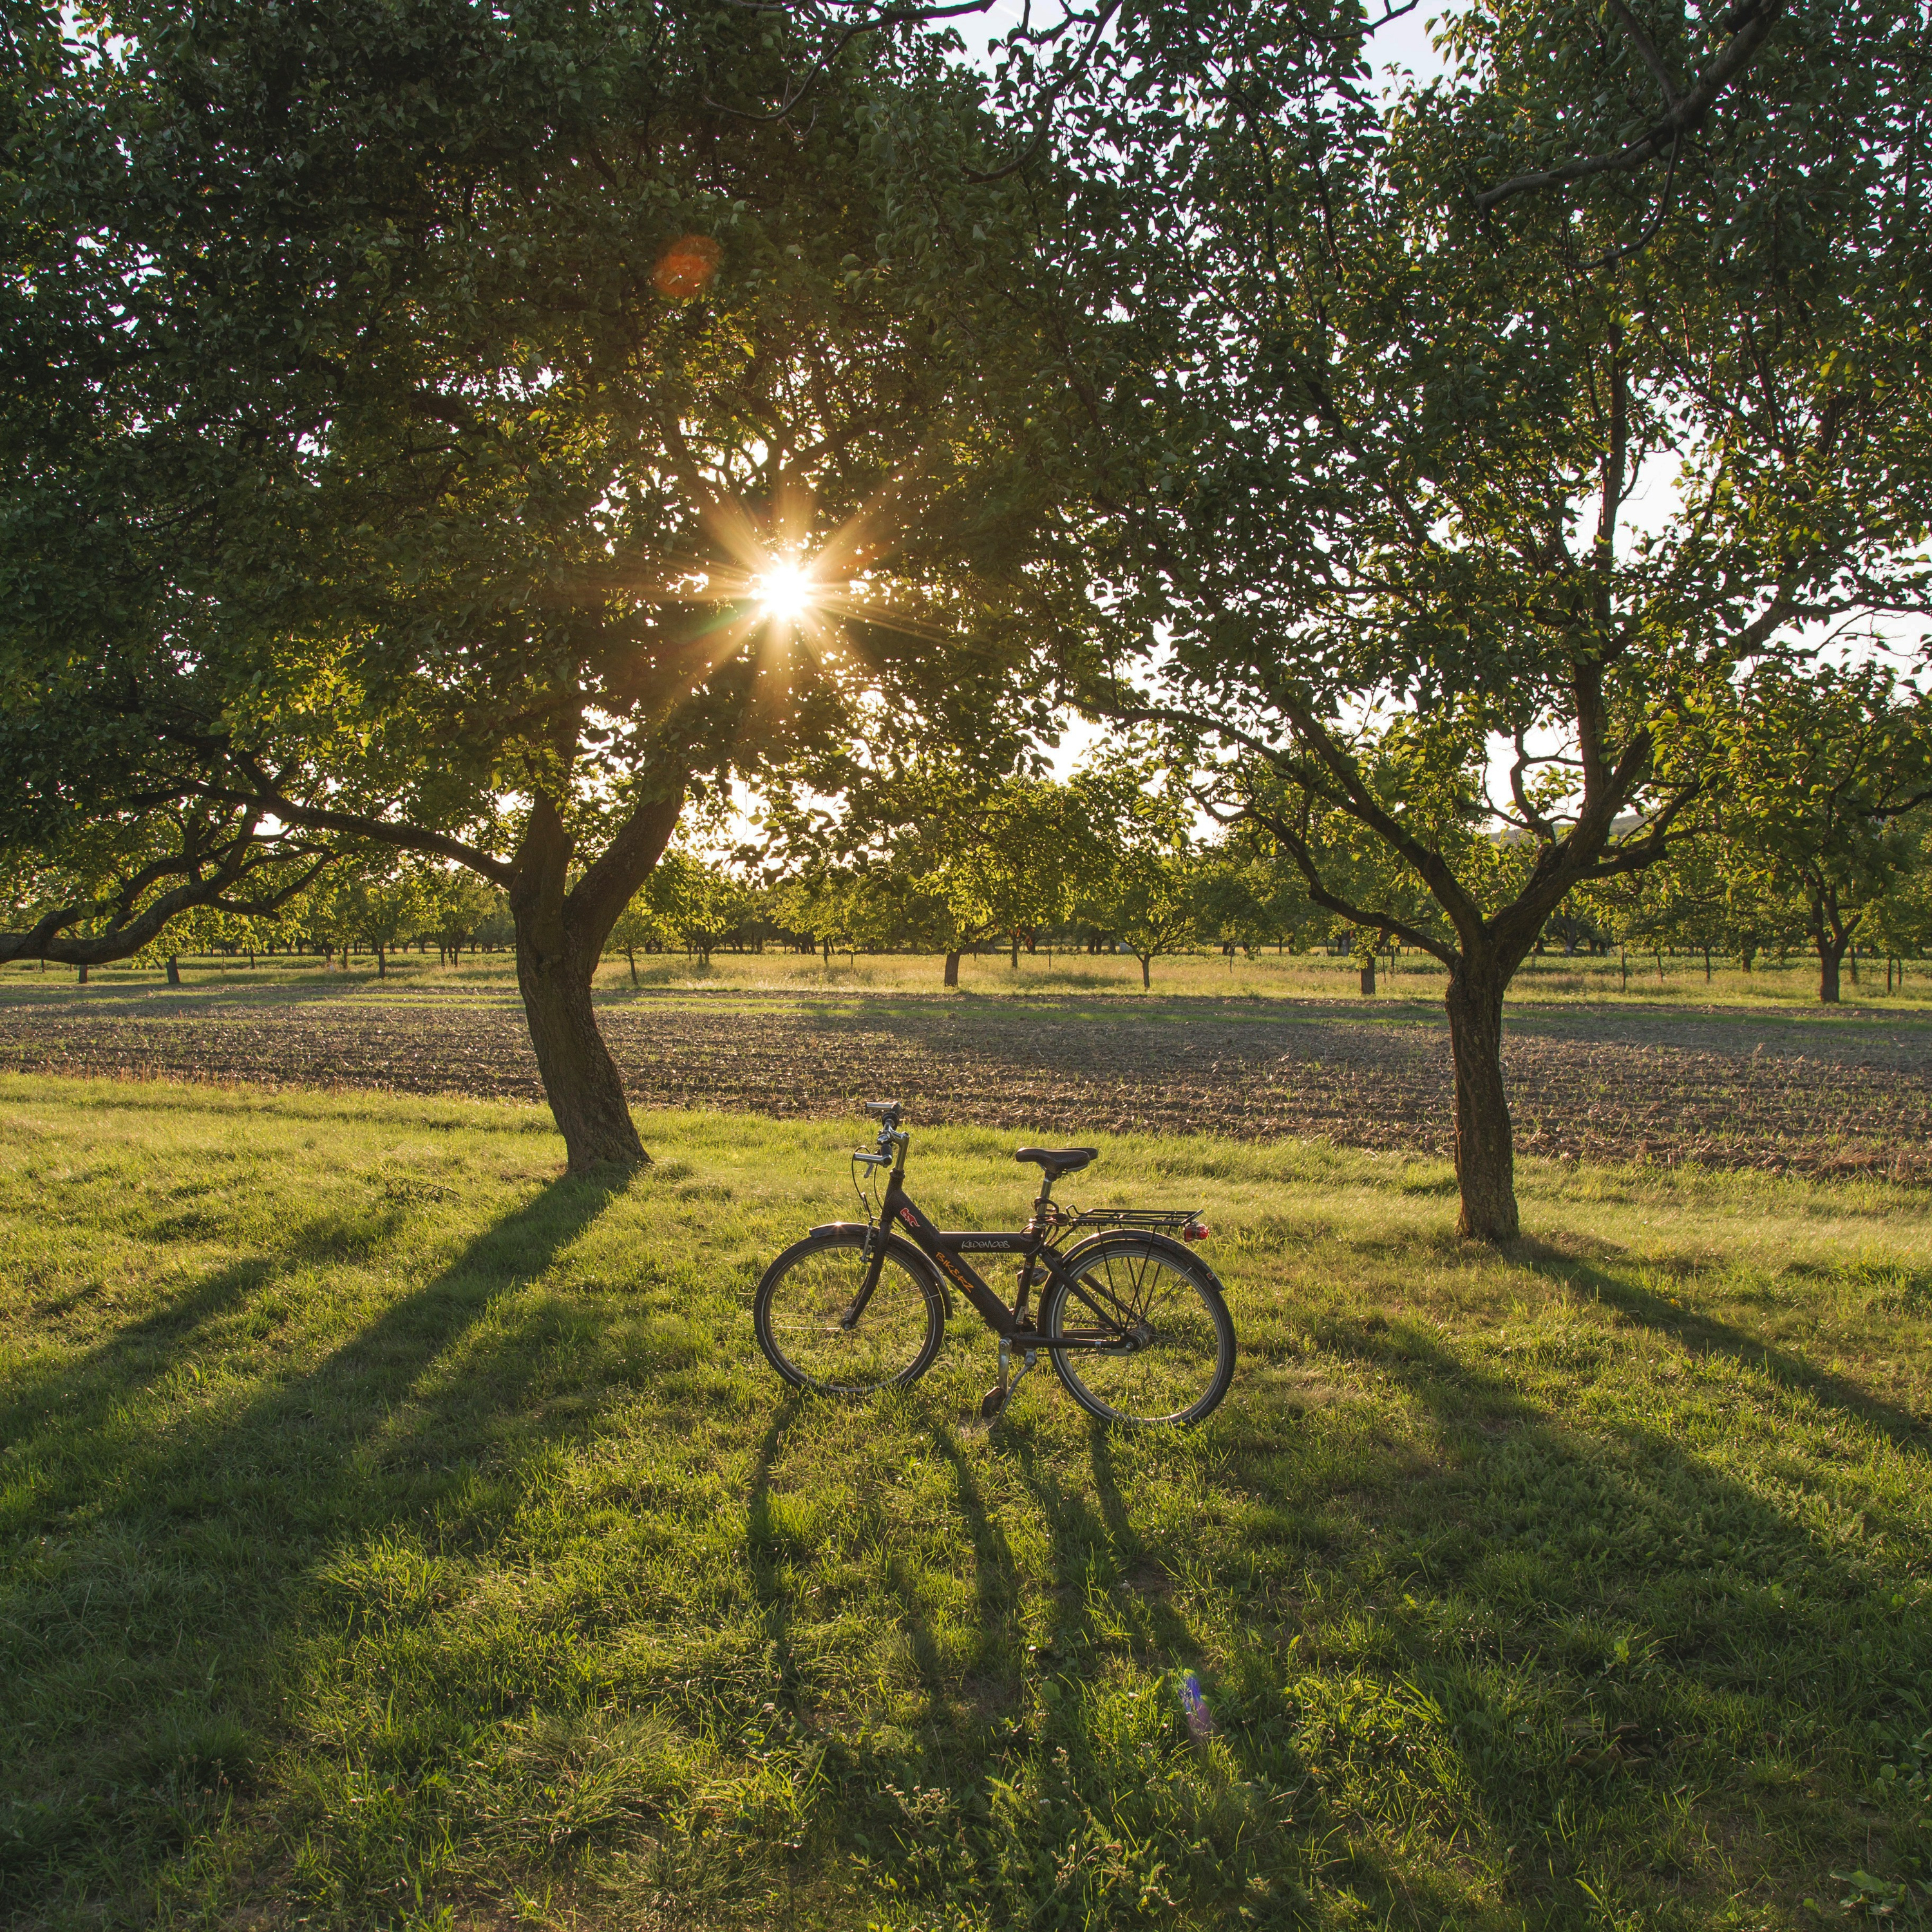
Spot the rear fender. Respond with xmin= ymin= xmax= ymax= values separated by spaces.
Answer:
xmin=809 ymin=1223 xmax=953 ymax=1316
xmin=1053 ymin=1231 xmax=1211 ymax=1327
xmin=1057 ymin=1229 xmax=1207 ymax=1278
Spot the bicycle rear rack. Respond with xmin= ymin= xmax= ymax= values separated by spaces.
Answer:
xmin=1039 ymin=1204 xmax=1203 ymax=1236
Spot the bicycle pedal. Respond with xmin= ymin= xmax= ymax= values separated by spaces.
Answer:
xmin=980 ymin=1385 xmax=1009 ymax=1421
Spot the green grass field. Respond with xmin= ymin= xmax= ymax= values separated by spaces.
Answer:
xmin=10 ymin=941 xmax=1931 ymax=1012
xmin=5 ymin=1075 xmax=1931 ymax=1930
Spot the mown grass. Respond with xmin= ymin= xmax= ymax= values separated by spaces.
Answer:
xmin=8 ymin=943 xmax=1932 ymax=1013
xmin=4 ymin=1074 xmax=1931 ymax=1931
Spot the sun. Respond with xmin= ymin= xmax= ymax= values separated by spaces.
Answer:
xmin=752 ymin=560 xmax=814 ymax=622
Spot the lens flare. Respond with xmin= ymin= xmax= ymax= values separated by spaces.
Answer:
xmin=652 ymin=234 xmax=722 ymax=299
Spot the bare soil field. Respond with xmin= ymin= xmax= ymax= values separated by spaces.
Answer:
xmin=1 ymin=977 xmax=1927 ymax=1180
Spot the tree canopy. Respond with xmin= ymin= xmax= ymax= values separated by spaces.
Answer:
xmin=2 ymin=0 xmax=1095 ymax=1164
xmin=1021 ymin=0 xmax=1932 ymax=1236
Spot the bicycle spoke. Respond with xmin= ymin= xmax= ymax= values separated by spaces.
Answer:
xmin=1050 ymin=1240 xmax=1231 ymax=1425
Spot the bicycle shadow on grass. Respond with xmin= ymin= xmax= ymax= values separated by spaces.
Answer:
xmin=743 ymin=1391 xmax=1025 ymax=1724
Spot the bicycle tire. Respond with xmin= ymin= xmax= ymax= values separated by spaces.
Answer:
xmin=1041 ymin=1234 xmax=1235 ymax=1426
xmin=753 ymin=1229 xmax=945 ymax=1396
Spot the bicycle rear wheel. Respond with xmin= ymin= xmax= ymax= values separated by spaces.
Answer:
xmin=753 ymin=1230 xmax=944 ymax=1396
xmin=1042 ymin=1235 xmax=1235 ymax=1425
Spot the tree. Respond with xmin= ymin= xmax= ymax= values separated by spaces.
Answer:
xmin=421 ymin=872 xmax=502 ymax=969
xmin=1072 ymin=766 xmax=1198 ymax=990
xmin=1709 ymin=663 xmax=1932 ymax=1003
xmin=1868 ymin=818 xmax=1932 ymax=993
xmin=605 ymin=898 xmax=667 ymax=987
xmin=757 ymin=760 xmax=1107 ymax=986
xmin=1 ymin=1 xmax=1084 ymax=1169
xmin=337 ymin=859 xmax=428 ymax=980
xmin=643 ymin=851 xmax=748 ymax=967
xmin=1032 ymin=0 xmax=1932 ymax=1236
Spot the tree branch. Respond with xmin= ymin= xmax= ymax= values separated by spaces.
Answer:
xmin=1476 ymin=0 xmax=1787 ymax=210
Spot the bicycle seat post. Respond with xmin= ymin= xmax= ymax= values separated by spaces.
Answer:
xmin=1027 ymin=1169 xmax=1056 ymax=1235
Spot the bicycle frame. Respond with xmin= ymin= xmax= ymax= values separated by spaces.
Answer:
xmin=813 ymin=1143 xmax=1146 ymax=1352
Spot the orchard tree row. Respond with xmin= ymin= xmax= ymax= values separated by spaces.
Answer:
xmin=6 ymin=0 xmax=1929 ymax=1238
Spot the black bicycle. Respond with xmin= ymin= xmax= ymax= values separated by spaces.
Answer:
xmin=752 ymin=1103 xmax=1236 ymax=1426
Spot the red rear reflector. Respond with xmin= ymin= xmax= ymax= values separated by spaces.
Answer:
xmin=1184 ymin=1221 xmax=1209 ymax=1242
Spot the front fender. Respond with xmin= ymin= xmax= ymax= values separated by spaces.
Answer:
xmin=808 ymin=1224 xmax=954 ymax=1316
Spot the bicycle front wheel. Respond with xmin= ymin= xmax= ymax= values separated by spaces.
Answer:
xmin=753 ymin=1230 xmax=944 ymax=1396
xmin=1043 ymin=1236 xmax=1235 ymax=1426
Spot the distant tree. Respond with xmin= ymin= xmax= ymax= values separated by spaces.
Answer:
xmin=1868 ymin=819 xmax=1932 ymax=992
xmin=605 ymin=899 xmax=666 ymax=987
xmin=422 ymin=872 xmax=500 ymax=969
xmin=1651 ymin=838 xmax=1730 ymax=985
xmin=643 ymin=852 xmax=748 ymax=968
xmin=760 ymin=764 xmax=1104 ymax=987
xmin=1190 ymin=826 xmax=1330 ymax=960
xmin=1709 ymin=665 xmax=1932 ymax=1003
xmin=1074 ymin=768 xmax=1198 ymax=990
xmin=338 ymin=861 xmax=427 ymax=980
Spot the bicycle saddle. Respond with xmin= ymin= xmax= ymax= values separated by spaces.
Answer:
xmin=1015 ymin=1146 xmax=1099 ymax=1177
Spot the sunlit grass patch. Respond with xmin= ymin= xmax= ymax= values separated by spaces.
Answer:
xmin=2 ymin=1074 xmax=1929 ymax=1929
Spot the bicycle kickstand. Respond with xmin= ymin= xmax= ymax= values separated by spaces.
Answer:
xmin=980 ymin=1335 xmax=1038 ymax=1423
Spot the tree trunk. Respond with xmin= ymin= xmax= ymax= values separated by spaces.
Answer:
xmin=507 ymin=785 xmax=683 ymax=1173
xmin=1359 ymin=956 xmax=1376 ymax=996
xmin=1848 ymin=945 xmax=1859 ymax=987
xmin=1139 ymin=953 xmax=1151 ymax=990
xmin=165 ymin=956 xmax=181 ymax=987
xmin=77 ymin=964 xmax=88 ymax=985
xmin=627 ymin=949 xmax=639 ymax=987
xmin=375 ymin=943 xmax=386 ymax=980
xmin=943 ymin=949 xmax=961 ymax=989
xmin=1010 ymin=934 xmax=1019 ymax=969
xmin=1445 ymin=963 xmax=1518 ymax=1243
xmin=514 ymin=925 xmax=642 ymax=1171
xmin=1818 ymin=943 xmax=1844 ymax=1003
xmin=1703 ymin=947 xmax=1711 ymax=983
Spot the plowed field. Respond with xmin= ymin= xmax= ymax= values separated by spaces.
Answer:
xmin=2 ymin=980 xmax=1927 ymax=1179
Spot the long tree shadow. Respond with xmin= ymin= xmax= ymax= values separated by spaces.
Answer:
xmin=1516 ymin=1242 xmax=1929 ymax=1450
xmin=0 ymin=1170 xmax=631 ymax=1905
xmin=1277 ymin=1307 xmax=1932 ymax=1915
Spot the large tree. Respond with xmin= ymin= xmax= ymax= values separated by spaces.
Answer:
xmin=1 ymin=0 xmax=1085 ymax=1167
xmin=1025 ymin=0 xmax=1932 ymax=1237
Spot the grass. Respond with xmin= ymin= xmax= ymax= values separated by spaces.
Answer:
xmin=8 ymin=943 xmax=1932 ymax=1014
xmin=4 ymin=1074 xmax=1932 ymax=1930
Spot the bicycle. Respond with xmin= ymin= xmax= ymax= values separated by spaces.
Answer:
xmin=752 ymin=1102 xmax=1236 ymax=1426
